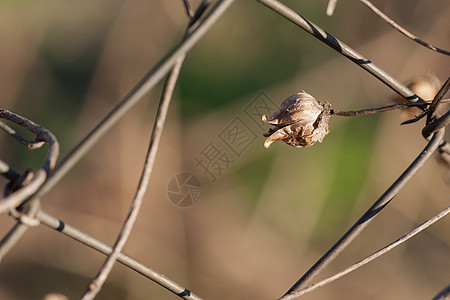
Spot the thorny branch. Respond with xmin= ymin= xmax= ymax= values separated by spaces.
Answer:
xmin=282 ymin=205 xmax=450 ymax=299
xmin=0 ymin=199 xmax=41 ymax=261
xmin=360 ymin=0 xmax=450 ymax=56
xmin=0 ymin=109 xmax=59 ymax=173
xmin=433 ymin=285 xmax=450 ymax=300
xmin=37 ymin=210 xmax=202 ymax=300
xmin=0 ymin=109 xmax=59 ymax=213
xmin=331 ymin=99 xmax=450 ymax=117
xmin=423 ymin=110 xmax=450 ymax=140
xmin=0 ymin=159 xmax=20 ymax=182
xmin=400 ymin=76 xmax=450 ymax=128
xmin=81 ymin=1 xmax=223 ymax=299
xmin=426 ymin=76 xmax=450 ymax=124
xmin=279 ymin=128 xmax=446 ymax=299
xmin=256 ymin=0 xmax=425 ymax=104
xmin=256 ymin=2 xmax=450 ymax=296
xmin=0 ymin=109 xmax=58 ymax=261
xmin=0 ymin=0 xmax=448 ymax=299
xmin=34 ymin=0 xmax=235 ymax=200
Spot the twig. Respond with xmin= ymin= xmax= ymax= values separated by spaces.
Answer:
xmin=0 ymin=109 xmax=59 ymax=172
xmin=283 ymin=205 xmax=450 ymax=299
xmin=80 ymin=1 xmax=217 ymax=297
xmin=37 ymin=210 xmax=202 ymax=300
xmin=433 ymin=285 xmax=450 ymax=300
xmin=279 ymin=128 xmax=445 ymax=299
xmin=401 ymin=76 xmax=450 ymax=127
xmin=81 ymin=57 xmax=186 ymax=300
xmin=182 ymin=0 xmax=194 ymax=19
xmin=423 ymin=110 xmax=450 ymax=139
xmin=360 ymin=0 xmax=450 ymax=56
xmin=331 ymin=100 xmax=448 ymax=117
xmin=427 ymin=76 xmax=450 ymax=124
xmin=256 ymin=0 xmax=425 ymax=104
xmin=0 ymin=109 xmax=59 ymax=213
xmin=0 ymin=199 xmax=40 ymax=261
xmin=326 ymin=0 xmax=337 ymax=16
xmin=35 ymin=0 xmax=235 ymax=201
xmin=0 ymin=121 xmax=45 ymax=150
xmin=0 ymin=159 xmax=20 ymax=182
xmin=187 ymin=0 xmax=215 ymax=32
xmin=0 ymin=170 xmax=46 ymax=213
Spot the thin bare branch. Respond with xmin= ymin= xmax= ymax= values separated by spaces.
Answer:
xmin=37 ymin=211 xmax=202 ymax=300
xmin=81 ymin=55 xmax=187 ymax=300
xmin=80 ymin=1 xmax=219 ymax=296
xmin=0 ymin=199 xmax=40 ymax=261
xmin=256 ymin=0 xmax=425 ymax=104
xmin=433 ymin=285 xmax=450 ymax=300
xmin=361 ymin=0 xmax=450 ymax=56
xmin=0 ymin=170 xmax=46 ymax=213
xmin=279 ymin=128 xmax=445 ymax=299
xmin=326 ymin=0 xmax=337 ymax=16
xmin=0 ymin=109 xmax=59 ymax=213
xmin=187 ymin=0 xmax=215 ymax=32
xmin=182 ymin=0 xmax=194 ymax=18
xmin=331 ymin=100 xmax=449 ymax=117
xmin=427 ymin=76 xmax=450 ymax=124
xmin=402 ymin=76 xmax=450 ymax=127
xmin=423 ymin=110 xmax=450 ymax=139
xmin=0 ymin=109 xmax=59 ymax=172
xmin=0 ymin=121 xmax=45 ymax=150
xmin=283 ymin=205 xmax=450 ymax=299
xmin=0 ymin=159 xmax=20 ymax=182
xmin=35 ymin=0 xmax=235 ymax=201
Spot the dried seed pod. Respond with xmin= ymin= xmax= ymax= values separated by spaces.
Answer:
xmin=262 ymin=92 xmax=331 ymax=148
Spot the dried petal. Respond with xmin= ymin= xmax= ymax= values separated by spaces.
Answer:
xmin=262 ymin=92 xmax=322 ymax=125
xmin=262 ymin=92 xmax=331 ymax=148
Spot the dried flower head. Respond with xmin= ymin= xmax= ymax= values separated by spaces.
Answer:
xmin=262 ymin=92 xmax=331 ymax=148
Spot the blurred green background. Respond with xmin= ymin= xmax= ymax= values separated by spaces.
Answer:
xmin=0 ymin=0 xmax=449 ymax=299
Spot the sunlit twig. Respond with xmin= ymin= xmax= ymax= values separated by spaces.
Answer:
xmin=361 ymin=0 xmax=450 ymax=56
xmin=256 ymin=0 xmax=424 ymax=104
xmin=278 ymin=128 xmax=445 ymax=299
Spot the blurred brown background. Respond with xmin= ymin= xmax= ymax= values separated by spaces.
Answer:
xmin=0 ymin=0 xmax=449 ymax=299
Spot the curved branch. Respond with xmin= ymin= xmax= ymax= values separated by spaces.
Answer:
xmin=256 ymin=0 xmax=425 ymax=104
xmin=279 ymin=128 xmax=445 ymax=299
xmin=361 ymin=0 xmax=450 ymax=56
xmin=0 ymin=109 xmax=59 ymax=213
xmin=37 ymin=211 xmax=202 ymax=300
xmin=81 ymin=1 xmax=221 ymax=298
xmin=0 ymin=199 xmax=41 ymax=261
xmin=284 ymin=205 xmax=450 ymax=299
xmin=0 ymin=109 xmax=59 ymax=172
xmin=331 ymin=100 xmax=449 ymax=117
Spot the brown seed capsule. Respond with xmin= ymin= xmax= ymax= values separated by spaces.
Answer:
xmin=262 ymin=92 xmax=331 ymax=148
